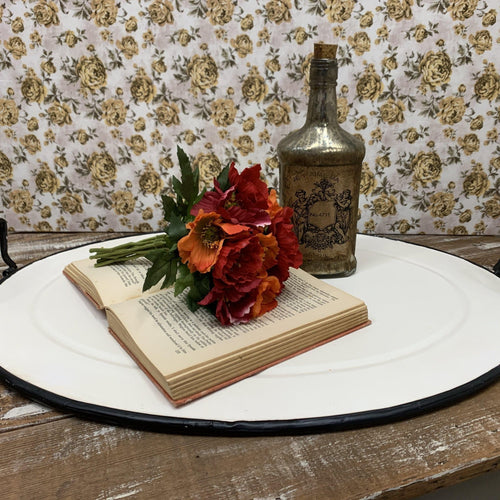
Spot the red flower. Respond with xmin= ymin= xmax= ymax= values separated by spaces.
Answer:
xmin=267 ymin=206 xmax=302 ymax=283
xmin=212 ymin=232 xmax=264 ymax=286
xmin=191 ymin=163 xmax=270 ymax=226
xmin=182 ymin=164 xmax=302 ymax=325
xmin=199 ymin=277 xmax=261 ymax=325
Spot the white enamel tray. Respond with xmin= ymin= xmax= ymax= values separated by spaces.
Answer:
xmin=1 ymin=235 xmax=499 ymax=434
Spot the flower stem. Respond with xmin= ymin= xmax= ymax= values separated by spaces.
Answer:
xmin=89 ymin=234 xmax=168 ymax=267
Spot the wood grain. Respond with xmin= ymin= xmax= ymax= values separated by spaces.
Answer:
xmin=0 ymin=232 xmax=499 ymax=499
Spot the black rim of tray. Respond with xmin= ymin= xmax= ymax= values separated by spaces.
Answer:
xmin=1 ymin=234 xmax=499 ymax=436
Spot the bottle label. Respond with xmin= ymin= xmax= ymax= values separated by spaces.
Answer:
xmin=281 ymin=164 xmax=360 ymax=274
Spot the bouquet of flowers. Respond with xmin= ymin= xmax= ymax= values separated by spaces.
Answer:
xmin=90 ymin=147 xmax=302 ymax=325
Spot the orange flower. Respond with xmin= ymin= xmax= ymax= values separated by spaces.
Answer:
xmin=267 ymin=188 xmax=281 ymax=218
xmin=178 ymin=210 xmax=247 ymax=273
xmin=257 ymin=232 xmax=279 ymax=271
xmin=251 ymin=275 xmax=281 ymax=318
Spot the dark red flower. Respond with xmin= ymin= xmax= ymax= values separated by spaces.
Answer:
xmin=191 ymin=163 xmax=270 ymax=226
xmin=268 ymin=206 xmax=302 ymax=283
xmin=212 ymin=232 xmax=264 ymax=286
xmin=199 ymin=277 xmax=261 ymax=325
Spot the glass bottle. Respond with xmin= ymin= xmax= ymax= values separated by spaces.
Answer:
xmin=277 ymin=43 xmax=365 ymax=277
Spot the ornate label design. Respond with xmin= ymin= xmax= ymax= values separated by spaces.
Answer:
xmin=291 ymin=177 xmax=353 ymax=250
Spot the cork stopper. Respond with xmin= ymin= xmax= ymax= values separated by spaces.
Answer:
xmin=314 ymin=43 xmax=337 ymax=59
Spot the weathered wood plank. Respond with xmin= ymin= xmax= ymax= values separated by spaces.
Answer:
xmin=0 ymin=382 xmax=498 ymax=499
xmin=0 ymin=386 xmax=66 ymax=432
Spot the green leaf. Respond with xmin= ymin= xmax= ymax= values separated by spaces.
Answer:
xmin=143 ymin=251 xmax=172 ymax=292
xmin=177 ymin=146 xmax=199 ymax=206
xmin=216 ymin=162 xmax=231 ymax=191
xmin=174 ymin=263 xmax=194 ymax=296
xmin=161 ymin=258 xmax=179 ymax=289
xmin=161 ymin=194 xmax=177 ymax=220
xmin=187 ymin=273 xmax=211 ymax=306
xmin=186 ymin=294 xmax=201 ymax=312
xmin=166 ymin=212 xmax=188 ymax=242
xmin=172 ymin=175 xmax=184 ymax=201
xmin=186 ymin=274 xmax=211 ymax=312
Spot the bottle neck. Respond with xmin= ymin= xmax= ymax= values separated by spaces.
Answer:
xmin=306 ymin=58 xmax=338 ymax=125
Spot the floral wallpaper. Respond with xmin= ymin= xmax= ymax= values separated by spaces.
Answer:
xmin=0 ymin=0 xmax=499 ymax=235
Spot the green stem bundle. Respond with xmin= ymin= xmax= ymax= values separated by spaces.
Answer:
xmin=89 ymin=234 xmax=168 ymax=267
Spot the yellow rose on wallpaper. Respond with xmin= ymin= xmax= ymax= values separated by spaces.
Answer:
xmin=265 ymin=100 xmax=291 ymax=126
xmin=90 ymin=0 xmax=118 ymax=27
xmin=379 ymin=99 xmax=405 ymax=124
xmin=481 ymin=9 xmax=497 ymax=27
xmin=208 ymin=0 xmax=234 ymax=25
xmin=360 ymin=163 xmax=377 ymax=195
xmin=139 ymin=164 xmax=163 ymax=195
xmin=463 ymin=163 xmax=489 ymax=197
xmin=0 ymin=99 xmax=19 ymax=126
xmin=9 ymin=189 xmax=34 ymax=214
xmin=130 ymin=68 xmax=156 ymax=103
xmin=76 ymin=55 xmax=107 ymax=95
xmin=265 ymin=0 xmax=292 ymax=24
xmin=373 ymin=194 xmax=398 ymax=217
xmin=325 ymin=0 xmax=355 ymax=23
xmin=126 ymin=135 xmax=148 ymax=156
xmin=187 ymin=54 xmax=219 ymax=96
xmin=231 ymin=34 xmax=253 ymax=58
xmin=210 ymin=98 xmax=237 ymax=127
xmin=11 ymin=17 xmax=25 ymax=34
xmin=448 ymin=0 xmax=478 ymax=20
xmin=193 ymin=152 xmax=222 ymax=188
xmin=348 ymin=32 xmax=371 ymax=56
xmin=469 ymin=30 xmax=492 ymax=54
xmin=21 ymin=69 xmax=47 ymax=104
xmin=20 ymin=134 xmax=42 ymax=155
xmin=101 ymin=99 xmax=127 ymax=127
xmin=386 ymin=0 xmax=413 ymax=21
xmin=33 ymin=1 xmax=60 ymax=27
xmin=0 ymin=151 xmax=13 ymax=184
xmin=59 ymin=192 xmax=84 ymax=214
xmin=474 ymin=63 xmax=500 ymax=101
xmin=356 ymin=64 xmax=383 ymax=101
xmin=147 ymin=0 xmax=174 ymax=26
xmin=458 ymin=133 xmax=480 ymax=155
xmin=117 ymin=36 xmax=139 ymax=59
xmin=419 ymin=50 xmax=452 ymax=89
xmin=4 ymin=37 xmax=27 ymax=60
xmin=47 ymin=102 xmax=72 ymax=126
xmin=429 ymin=192 xmax=455 ymax=218
xmin=242 ymin=67 xmax=268 ymax=102
xmin=155 ymin=101 xmax=180 ymax=126
xmin=411 ymin=151 xmax=442 ymax=187
xmin=88 ymin=151 xmax=117 ymax=187
xmin=483 ymin=198 xmax=500 ymax=219
xmin=111 ymin=190 xmax=136 ymax=215
xmin=233 ymin=135 xmax=254 ymax=156
xmin=437 ymin=96 xmax=466 ymax=125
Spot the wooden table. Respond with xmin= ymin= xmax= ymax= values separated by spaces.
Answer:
xmin=1 ymin=232 xmax=499 ymax=499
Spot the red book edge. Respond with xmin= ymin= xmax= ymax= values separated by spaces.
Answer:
xmin=108 ymin=319 xmax=372 ymax=407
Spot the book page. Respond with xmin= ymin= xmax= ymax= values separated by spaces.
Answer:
xmin=107 ymin=267 xmax=365 ymax=377
xmin=68 ymin=258 xmax=159 ymax=307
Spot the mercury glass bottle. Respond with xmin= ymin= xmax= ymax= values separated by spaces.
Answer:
xmin=278 ymin=43 xmax=365 ymax=277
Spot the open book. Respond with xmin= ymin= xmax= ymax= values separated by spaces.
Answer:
xmin=64 ymin=259 xmax=370 ymax=406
